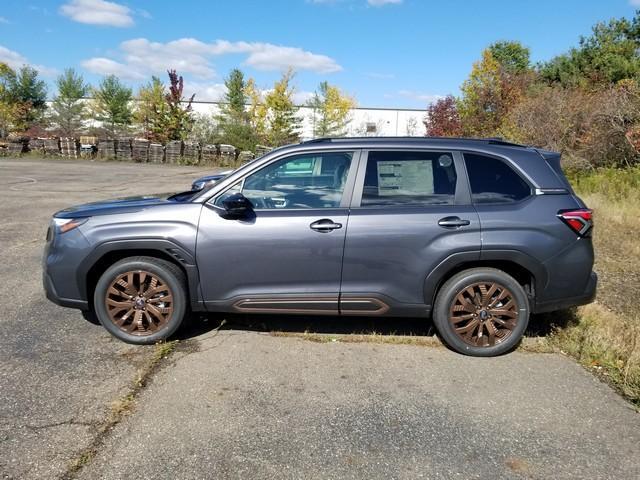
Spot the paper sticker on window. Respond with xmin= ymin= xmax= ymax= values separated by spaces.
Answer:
xmin=377 ymin=160 xmax=434 ymax=196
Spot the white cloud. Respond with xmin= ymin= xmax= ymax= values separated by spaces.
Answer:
xmin=0 ymin=44 xmax=57 ymax=76
xmin=82 ymin=37 xmax=342 ymax=79
xmin=60 ymin=0 xmax=134 ymax=27
xmin=397 ymin=90 xmax=443 ymax=104
xmin=367 ymin=0 xmax=402 ymax=5
xmin=184 ymin=82 xmax=227 ymax=102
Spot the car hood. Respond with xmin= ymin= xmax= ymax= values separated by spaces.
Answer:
xmin=54 ymin=194 xmax=183 ymax=219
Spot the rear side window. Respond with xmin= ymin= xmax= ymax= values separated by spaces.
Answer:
xmin=361 ymin=151 xmax=457 ymax=206
xmin=464 ymin=153 xmax=531 ymax=204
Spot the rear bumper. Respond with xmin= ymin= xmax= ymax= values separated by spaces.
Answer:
xmin=533 ymin=271 xmax=597 ymax=314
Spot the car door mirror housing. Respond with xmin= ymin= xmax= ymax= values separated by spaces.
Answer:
xmin=221 ymin=192 xmax=253 ymax=218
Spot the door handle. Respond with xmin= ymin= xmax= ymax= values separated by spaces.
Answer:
xmin=438 ymin=216 xmax=471 ymax=228
xmin=310 ymin=219 xmax=342 ymax=233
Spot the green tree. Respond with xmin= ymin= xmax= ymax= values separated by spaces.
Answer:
xmin=92 ymin=75 xmax=133 ymax=137
xmin=3 ymin=65 xmax=48 ymax=133
xmin=488 ymin=41 xmax=531 ymax=73
xmin=0 ymin=63 xmax=16 ymax=137
xmin=216 ymin=68 xmax=257 ymax=151
xmin=264 ymin=69 xmax=300 ymax=146
xmin=134 ymin=76 xmax=169 ymax=142
xmin=307 ymin=81 xmax=355 ymax=137
xmin=50 ymin=68 xmax=89 ymax=136
xmin=245 ymin=77 xmax=268 ymax=143
xmin=164 ymin=69 xmax=195 ymax=141
xmin=540 ymin=12 xmax=640 ymax=86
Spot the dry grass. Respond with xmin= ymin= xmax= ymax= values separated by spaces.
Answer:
xmin=554 ymin=167 xmax=640 ymax=406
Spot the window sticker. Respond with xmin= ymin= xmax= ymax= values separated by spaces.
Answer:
xmin=377 ymin=160 xmax=434 ymax=196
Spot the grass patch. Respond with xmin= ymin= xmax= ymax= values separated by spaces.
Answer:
xmin=548 ymin=166 xmax=640 ymax=408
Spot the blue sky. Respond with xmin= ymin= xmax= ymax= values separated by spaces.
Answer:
xmin=0 ymin=0 xmax=638 ymax=108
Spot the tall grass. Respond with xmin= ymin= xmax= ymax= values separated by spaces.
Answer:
xmin=555 ymin=166 xmax=640 ymax=406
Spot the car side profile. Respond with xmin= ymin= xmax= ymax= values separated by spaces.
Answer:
xmin=43 ymin=137 xmax=596 ymax=356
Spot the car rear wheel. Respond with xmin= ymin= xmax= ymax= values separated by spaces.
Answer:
xmin=433 ymin=268 xmax=529 ymax=357
xmin=93 ymin=256 xmax=187 ymax=344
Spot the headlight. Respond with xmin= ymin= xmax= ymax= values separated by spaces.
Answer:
xmin=53 ymin=217 xmax=88 ymax=234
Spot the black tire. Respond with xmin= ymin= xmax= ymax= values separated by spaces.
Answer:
xmin=93 ymin=256 xmax=188 ymax=345
xmin=433 ymin=267 xmax=529 ymax=357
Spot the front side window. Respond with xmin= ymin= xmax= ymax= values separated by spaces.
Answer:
xmin=464 ymin=153 xmax=531 ymax=204
xmin=360 ymin=151 xmax=457 ymax=207
xmin=216 ymin=152 xmax=353 ymax=209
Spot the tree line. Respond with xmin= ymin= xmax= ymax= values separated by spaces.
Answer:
xmin=0 ymin=65 xmax=356 ymax=151
xmin=424 ymin=11 xmax=640 ymax=170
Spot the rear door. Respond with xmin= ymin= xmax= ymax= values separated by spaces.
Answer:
xmin=340 ymin=149 xmax=481 ymax=316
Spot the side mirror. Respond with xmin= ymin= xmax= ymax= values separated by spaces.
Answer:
xmin=221 ymin=192 xmax=253 ymax=218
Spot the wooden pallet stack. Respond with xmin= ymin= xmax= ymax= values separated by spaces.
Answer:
xmin=60 ymin=138 xmax=78 ymax=158
xmin=182 ymin=142 xmax=200 ymax=164
xmin=201 ymin=144 xmax=218 ymax=164
xmin=238 ymin=150 xmax=255 ymax=165
xmin=116 ymin=138 xmax=132 ymax=161
xmin=7 ymin=141 xmax=25 ymax=155
xmin=79 ymin=136 xmax=97 ymax=158
xmin=30 ymin=138 xmax=45 ymax=155
xmin=165 ymin=140 xmax=182 ymax=164
xmin=132 ymin=138 xmax=150 ymax=162
xmin=219 ymin=144 xmax=237 ymax=167
xmin=44 ymin=138 xmax=60 ymax=156
xmin=149 ymin=143 xmax=164 ymax=163
xmin=98 ymin=139 xmax=116 ymax=159
xmin=255 ymin=145 xmax=271 ymax=157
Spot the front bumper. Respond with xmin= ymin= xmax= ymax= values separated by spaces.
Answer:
xmin=43 ymin=270 xmax=88 ymax=310
xmin=533 ymin=271 xmax=597 ymax=314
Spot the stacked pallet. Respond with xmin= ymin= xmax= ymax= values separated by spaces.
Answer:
xmin=44 ymin=138 xmax=60 ymax=156
xmin=116 ymin=138 xmax=132 ymax=161
xmin=30 ymin=138 xmax=45 ymax=155
xmin=182 ymin=142 xmax=200 ymax=164
xmin=165 ymin=140 xmax=182 ymax=164
xmin=7 ymin=141 xmax=25 ymax=155
xmin=79 ymin=136 xmax=97 ymax=158
xmin=98 ymin=139 xmax=115 ymax=159
xmin=201 ymin=144 xmax=218 ymax=164
xmin=149 ymin=143 xmax=164 ymax=163
xmin=219 ymin=144 xmax=236 ymax=167
xmin=255 ymin=145 xmax=271 ymax=157
xmin=132 ymin=138 xmax=149 ymax=162
xmin=60 ymin=138 xmax=78 ymax=158
xmin=238 ymin=151 xmax=255 ymax=164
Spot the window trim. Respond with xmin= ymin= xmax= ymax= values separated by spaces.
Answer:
xmin=461 ymin=150 xmax=534 ymax=206
xmin=350 ymin=148 xmax=470 ymax=209
xmin=209 ymin=149 xmax=362 ymax=211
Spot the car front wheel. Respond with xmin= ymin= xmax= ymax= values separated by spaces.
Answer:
xmin=93 ymin=256 xmax=187 ymax=344
xmin=433 ymin=267 xmax=530 ymax=357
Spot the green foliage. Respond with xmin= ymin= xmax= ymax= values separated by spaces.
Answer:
xmin=264 ymin=69 xmax=301 ymax=146
xmin=0 ymin=65 xmax=48 ymax=133
xmin=134 ymin=76 xmax=168 ymax=142
xmin=566 ymin=165 xmax=640 ymax=201
xmin=307 ymin=81 xmax=355 ymax=137
xmin=50 ymin=68 xmax=89 ymax=136
xmin=488 ymin=41 xmax=530 ymax=73
xmin=216 ymin=68 xmax=258 ymax=151
xmin=540 ymin=12 xmax=640 ymax=86
xmin=92 ymin=75 xmax=133 ymax=138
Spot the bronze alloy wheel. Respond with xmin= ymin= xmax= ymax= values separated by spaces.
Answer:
xmin=449 ymin=282 xmax=518 ymax=347
xmin=105 ymin=270 xmax=174 ymax=336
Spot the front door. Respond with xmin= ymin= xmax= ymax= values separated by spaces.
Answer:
xmin=340 ymin=149 xmax=481 ymax=316
xmin=196 ymin=150 xmax=359 ymax=314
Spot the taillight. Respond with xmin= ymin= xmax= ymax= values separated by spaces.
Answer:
xmin=558 ymin=209 xmax=593 ymax=236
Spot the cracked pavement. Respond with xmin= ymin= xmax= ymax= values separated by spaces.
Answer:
xmin=1 ymin=158 xmax=639 ymax=480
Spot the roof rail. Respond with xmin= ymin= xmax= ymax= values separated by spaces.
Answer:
xmin=301 ymin=136 xmax=527 ymax=148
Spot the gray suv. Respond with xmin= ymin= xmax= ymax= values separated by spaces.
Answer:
xmin=43 ymin=137 xmax=596 ymax=356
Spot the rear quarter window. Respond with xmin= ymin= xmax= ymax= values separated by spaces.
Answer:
xmin=463 ymin=153 xmax=531 ymax=204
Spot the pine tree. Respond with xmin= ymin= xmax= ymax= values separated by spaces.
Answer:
xmin=50 ymin=68 xmax=89 ymax=137
xmin=217 ymin=68 xmax=257 ymax=151
xmin=92 ymin=75 xmax=133 ymax=138
xmin=264 ymin=69 xmax=301 ymax=146
xmin=307 ymin=81 xmax=355 ymax=137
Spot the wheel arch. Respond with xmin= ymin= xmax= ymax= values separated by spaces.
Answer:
xmin=78 ymin=239 xmax=204 ymax=312
xmin=424 ymin=250 xmax=547 ymax=309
